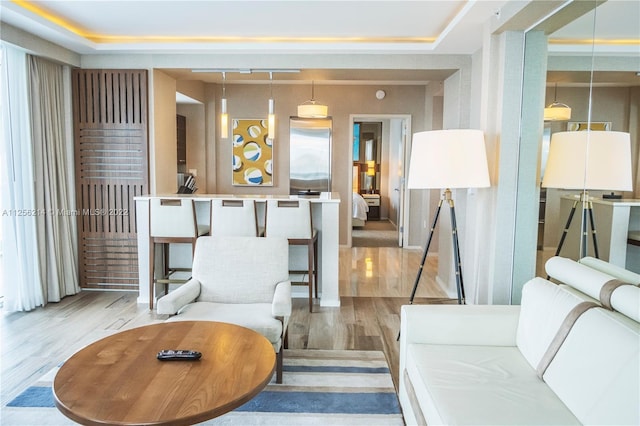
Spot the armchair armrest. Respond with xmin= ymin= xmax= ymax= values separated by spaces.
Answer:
xmin=156 ymin=279 xmax=201 ymax=315
xmin=272 ymin=280 xmax=292 ymax=317
xmin=400 ymin=304 xmax=521 ymax=347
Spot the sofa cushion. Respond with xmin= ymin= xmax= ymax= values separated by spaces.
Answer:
xmin=543 ymin=308 xmax=640 ymax=425
xmin=579 ymin=256 xmax=640 ymax=285
xmin=547 ymin=256 xmax=640 ymax=321
xmin=516 ymin=278 xmax=589 ymax=369
xmin=546 ymin=256 xmax=621 ymax=301
xmin=404 ymin=343 xmax=580 ymax=425
xmin=609 ymin=284 xmax=640 ymax=322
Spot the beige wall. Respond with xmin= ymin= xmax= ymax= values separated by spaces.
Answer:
xmin=177 ymin=82 xmax=428 ymax=244
xmin=151 ymin=70 xmax=178 ymax=194
xmin=177 ymin=103 xmax=206 ymax=191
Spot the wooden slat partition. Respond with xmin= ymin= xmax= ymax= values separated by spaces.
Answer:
xmin=73 ymin=69 xmax=148 ymax=289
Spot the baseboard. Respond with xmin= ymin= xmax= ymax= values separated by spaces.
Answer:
xmin=435 ymin=275 xmax=458 ymax=300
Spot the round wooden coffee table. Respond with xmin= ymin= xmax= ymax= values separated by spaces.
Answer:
xmin=53 ymin=321 xmax=275 ymax=425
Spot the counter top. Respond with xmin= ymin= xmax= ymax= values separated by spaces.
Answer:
xmin=561 ymin=194 xmax=640 ymax=207
xmin=134 ymin=192 xmax=341 ymax=203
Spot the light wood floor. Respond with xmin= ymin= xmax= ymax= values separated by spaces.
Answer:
xmin=0 ymin=246 xmax=451 ymax=408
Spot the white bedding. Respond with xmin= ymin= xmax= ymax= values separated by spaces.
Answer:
xmin=352 ymin=192 xmax=369 ymax=221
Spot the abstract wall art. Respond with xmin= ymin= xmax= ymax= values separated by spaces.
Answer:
xmin=232 ymin=119 xmax=273 ymax=186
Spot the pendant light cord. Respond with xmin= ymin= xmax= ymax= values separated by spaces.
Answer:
xmin=222 ymin=71 xmax=226 ymax=98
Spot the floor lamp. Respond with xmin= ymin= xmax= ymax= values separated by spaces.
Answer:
xmin=542 ymin=130 xmax=632 ymax=260
xmin=406 ymin=129 xmax=490 ymax=305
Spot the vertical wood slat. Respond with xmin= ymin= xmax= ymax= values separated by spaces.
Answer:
xmin=73 ymin=69 xmax=149 ymax=290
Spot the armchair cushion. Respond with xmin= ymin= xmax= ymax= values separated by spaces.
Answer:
xmin=166 ymin=302 xmax=284 ymax=349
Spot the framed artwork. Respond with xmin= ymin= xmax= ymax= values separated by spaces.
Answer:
xmin=232 ymin=118 xmax=273 ymax=186
xmin=567 ymin=121 xmax=611 ymax=131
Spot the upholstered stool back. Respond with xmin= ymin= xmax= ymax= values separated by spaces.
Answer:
xmin=148 ymin=198 xmax=209 ymax=309
xmin=210 ymin=199 xmax=260 ymax=237
xmin=265 ymin=199 xmax=318 ymax=311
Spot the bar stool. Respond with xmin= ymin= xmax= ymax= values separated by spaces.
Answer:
xmin=265 ymin=199 xmax=318 ymax=312
xmin=210 ymin=199 xmax=263 ymax=236
xmin=149 ymin=198 xmax=209 ymax=310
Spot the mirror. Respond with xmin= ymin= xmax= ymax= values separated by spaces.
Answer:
xmin=535 ymin=2 xmax=639 ymax=277
xmin=289 ymin=117 xmax=332 ymax=194
xmin=352 ymin=121 xmax=382 ymax=194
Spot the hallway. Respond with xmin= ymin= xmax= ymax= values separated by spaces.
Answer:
xmin=352 ymin=220 xmax=399 ymax=248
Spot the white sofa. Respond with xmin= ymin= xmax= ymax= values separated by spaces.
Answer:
xmin=399 ymin=257 xmax=640 ymax=425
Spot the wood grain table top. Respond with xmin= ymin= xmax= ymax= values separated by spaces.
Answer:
xmin=53 ymin=321 xmax=276 ymax=425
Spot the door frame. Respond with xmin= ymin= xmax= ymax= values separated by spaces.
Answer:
xmin=347 ymin=114 xmax=412 ymax=248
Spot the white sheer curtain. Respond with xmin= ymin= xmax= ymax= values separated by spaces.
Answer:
xmin=28 ymin=55 xmax=79 ymax=303
xmin=0 ymin=45 xmax=79 ymax=312
xmin=1 ymin=45 xmax=44 ymax=311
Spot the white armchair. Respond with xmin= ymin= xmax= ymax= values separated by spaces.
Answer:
xmin=156 ymin=236 xmax=291 ymax=383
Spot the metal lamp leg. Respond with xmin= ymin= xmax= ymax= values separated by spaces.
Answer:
xmin=408 ymin=199 xmax=443 ymax=305
xmin=549 ymin=194 xmax=600 ymax=278
xmin=398 ymin=190 xmax=466 ymax=340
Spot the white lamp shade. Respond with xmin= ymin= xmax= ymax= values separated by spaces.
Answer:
xmin=407 ymin=129 xmax=490 ymax=189
xmin=297 ymin=103 xmax=328 ymax=118
xmin=544 ymin=103 xmax=572 ymax=121
xmin=542 ymin=130 xmax=632 ymax=191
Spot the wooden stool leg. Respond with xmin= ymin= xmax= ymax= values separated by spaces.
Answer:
xmin=313 ymin=238 xmax=318 ymax=299
xmin=149 ymin=240 xmax=155 ymax=310
xmin=163 ymin=243 xmax=170 ymax=296
xmin=307 ymin=241 xmax=313 ymax=312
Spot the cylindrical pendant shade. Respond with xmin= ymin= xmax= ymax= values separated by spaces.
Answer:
xmin=268 ymin=98 xmax=275 ymax=140
xmin=407 ymin=129 xmax=490 ymax=189
xmin=220 ymin=98 xmax=228 ymax=139
xmin=542 ymin=131 xmax=632 ymax=191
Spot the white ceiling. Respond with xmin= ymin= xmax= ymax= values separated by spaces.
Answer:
xmin=1 ymin=0 xmax=638 ymax=85
xmin=1 ymin=0 xmax=516 ymax=54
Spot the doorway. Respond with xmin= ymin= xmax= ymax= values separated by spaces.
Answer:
xmin=348 ymin=114 xmax=411 ymax=248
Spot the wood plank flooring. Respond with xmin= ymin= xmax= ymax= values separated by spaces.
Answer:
xmin=1 ymin=246 xmax=452 ymax=408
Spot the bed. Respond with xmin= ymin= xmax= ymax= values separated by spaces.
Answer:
xmin=352 ymin=192 xmax=369 ymax=227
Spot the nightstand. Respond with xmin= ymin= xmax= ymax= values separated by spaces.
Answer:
xmin=362 ymin=194 xmax=380 ymax=220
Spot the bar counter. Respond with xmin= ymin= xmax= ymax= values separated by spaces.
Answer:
xmin=134 ymin=192 xmax=341 ymax=307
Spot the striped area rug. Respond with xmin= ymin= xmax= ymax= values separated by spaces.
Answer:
xmin=3 ymin=349 xmax=403 ymax=425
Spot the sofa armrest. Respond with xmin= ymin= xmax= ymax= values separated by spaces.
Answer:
xmin=272 ymin=280 xmax=292 ymax=317
xmin=400 ymin=304 xmax=521 ymax=347
xmin=156 ymin=279 xmax=201 ymax=315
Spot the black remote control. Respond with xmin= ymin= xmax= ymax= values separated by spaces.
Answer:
xmin=157 ymin=350 xmax=202 ymax=361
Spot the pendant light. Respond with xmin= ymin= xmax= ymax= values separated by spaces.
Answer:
xmin=297 ymin=80 xmax=328 ymax=118
xmin=220 ymin=72 xmax=229 ymax=139
xmin=268 ymin=72 xmax=275 ymax=140
xmin=543 ymin=83 xmax=571 ymax=121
